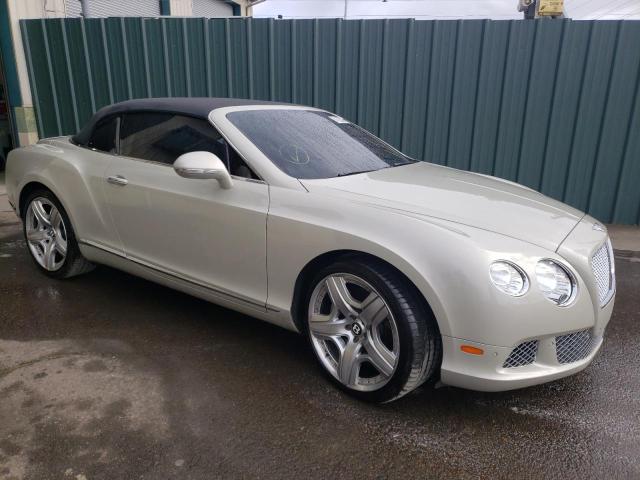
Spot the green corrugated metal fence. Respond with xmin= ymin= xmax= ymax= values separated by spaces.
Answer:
xmin=20 ymin=18 xmax=640 ymax=224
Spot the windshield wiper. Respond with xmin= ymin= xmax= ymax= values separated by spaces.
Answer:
xmin=336 ymin=168 xmax=386 ymax=177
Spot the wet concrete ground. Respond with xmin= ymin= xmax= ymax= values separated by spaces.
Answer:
xmin=1 ymin=209 xmax=639 ymax=480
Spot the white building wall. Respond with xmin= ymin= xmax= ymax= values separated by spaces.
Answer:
xmin=5 ymin=0 xmax=67 ymax=108
xmin=170 ymin=0 xmax=193 ymax=16
xmin=64 ymin=0 xmax=82 ymax=16
xmin=192 ymin=0 xmax=234 ymax=17
xmin=64 ymin=0 xmax=242 ymax=18
xmin=253 ymin=0 xmax=640 ymax=20
xmin=64 ymin=0 xmax=161 ymax=17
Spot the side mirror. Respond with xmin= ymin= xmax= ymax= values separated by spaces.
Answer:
xmin=174 ymin=151 xmax=233 ymax=189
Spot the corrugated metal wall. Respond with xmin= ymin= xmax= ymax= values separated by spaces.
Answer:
xmin=19 ymin=18 xmax=640 ymax=224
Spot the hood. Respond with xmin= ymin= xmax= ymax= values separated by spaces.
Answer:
xmin=301 ymin=162 xmax=584 ymax=252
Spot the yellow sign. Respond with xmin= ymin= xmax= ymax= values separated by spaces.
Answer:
xmin=537 ymin=0 xmax=564 ymax=16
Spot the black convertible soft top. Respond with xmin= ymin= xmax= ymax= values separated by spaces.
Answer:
xmin=72 ymin=97 xmax=288 ymax=146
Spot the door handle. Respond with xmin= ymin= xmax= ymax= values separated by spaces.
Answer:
xmin=107 ymin=175 xmax=128 ymax=186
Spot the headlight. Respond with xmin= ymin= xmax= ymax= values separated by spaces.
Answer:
xmin=535 ymin=260 xmax=576 ymax=306
xmin=489 ymin=261 xmax=529 ymax=296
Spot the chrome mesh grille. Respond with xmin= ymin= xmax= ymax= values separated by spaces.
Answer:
xmin=503 ymin=340 xmax=538 ymax=368
xmin=556 ymin=330 xmax=594 ymax=364
xmin=591 ymin=240 xmax=614 ymax=307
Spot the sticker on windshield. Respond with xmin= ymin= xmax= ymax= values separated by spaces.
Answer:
xmin=279 ymin=144 xmax=310 ymax=165
xmin=328 ymin=115 xmax=350 ymax=124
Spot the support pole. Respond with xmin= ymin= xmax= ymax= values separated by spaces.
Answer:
xmin=81 ymin=0 xmax=91 ymax=18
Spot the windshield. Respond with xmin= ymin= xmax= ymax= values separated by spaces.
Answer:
xmin=226 ymin=110 xmax=416 ymax=179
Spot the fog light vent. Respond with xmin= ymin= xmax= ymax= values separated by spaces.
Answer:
xmin=503 ymin=340 xmax=538 ymax=368
xmin=556 ymin=330 xmax=594 ymax=364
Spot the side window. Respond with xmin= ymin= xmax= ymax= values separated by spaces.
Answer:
xmin=119 ymin=113 xmax=226 ymax=165
xmin=87 ymin=117 xmax=118 ymax=153
xmin=224 ymin=141 xmax=259 ymax=180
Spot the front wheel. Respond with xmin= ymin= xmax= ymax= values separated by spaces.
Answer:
xmin=304 ymin=258 xmax=441 ymax=403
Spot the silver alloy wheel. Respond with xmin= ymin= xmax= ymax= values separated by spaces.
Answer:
xmin=25 ymin=197 xmax=68 ymax=271
xmin=308 ymin=273 xmax=400 ymax=391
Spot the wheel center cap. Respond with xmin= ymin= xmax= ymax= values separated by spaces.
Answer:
xmin=46 ymin=229 xmax=55 ymax=238
xmin=351 ymin=321 xmax=365 ymax=336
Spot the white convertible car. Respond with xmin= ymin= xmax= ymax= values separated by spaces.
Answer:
xmin=6 ymin=98 xmax=615 ymax=402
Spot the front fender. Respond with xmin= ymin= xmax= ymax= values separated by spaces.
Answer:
xmin=267 ymin=185 xmax=460 ymax=336
xmin=267 ymin=186 xmax=599 ymax=348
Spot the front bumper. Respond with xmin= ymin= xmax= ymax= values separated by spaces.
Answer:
xmin=440 ymin=330 xmax=606 ymax=392
xmin=439 ymin=215 xmax=615 ymax=392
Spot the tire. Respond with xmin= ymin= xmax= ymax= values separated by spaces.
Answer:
xmin=22 ymin=189 xmax=94 ymax=279
xmin=302 ymin=257 xmax=441 ymax=403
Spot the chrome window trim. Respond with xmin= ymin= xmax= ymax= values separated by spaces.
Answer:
xmin=76 ymin=143 xmax=121 ymax=158
xmin=111 ymin=154 xmax=267 ymax=185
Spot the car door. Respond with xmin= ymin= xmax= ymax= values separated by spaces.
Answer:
xmin=103 ymin=112 xmax=269 ymax=308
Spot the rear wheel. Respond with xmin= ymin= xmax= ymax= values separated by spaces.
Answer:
xmin=23 ymin=190 xmax=94 ymax=279
xmin=303 ymin=258 xmax=441 ymax=403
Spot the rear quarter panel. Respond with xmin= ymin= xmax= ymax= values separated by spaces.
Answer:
xmin=6 ymin=138 xmax=123 ymax=255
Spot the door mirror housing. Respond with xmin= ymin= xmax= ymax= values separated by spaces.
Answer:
xmin=174 ymin=151 xmax=233 ymax=189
